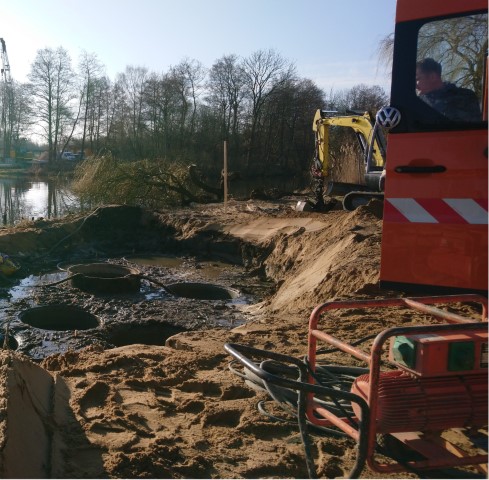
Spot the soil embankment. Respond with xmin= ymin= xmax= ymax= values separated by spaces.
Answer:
xmin=0 ymin=201 xmax=485 ymax=478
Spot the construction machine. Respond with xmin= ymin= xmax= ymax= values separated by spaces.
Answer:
xmin=307 ymin=109 xmax=387 ymax=212
xmin=1 ymin=38 xmax=12 ymax=162
xmin=226 ymin=0 xmax=488 ymax=477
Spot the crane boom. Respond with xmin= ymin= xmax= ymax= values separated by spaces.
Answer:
xmin=1 ymin=37 xmax=12 ymax=161
xmin=0 ymin=38 xmax=11 ymax=84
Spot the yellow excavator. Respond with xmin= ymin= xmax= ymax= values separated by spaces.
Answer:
xmin=301 ymin=109 xmax=387 ymax=211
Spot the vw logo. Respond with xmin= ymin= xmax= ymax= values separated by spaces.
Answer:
xmin=376 ymin=106 xmax=401 ymax=129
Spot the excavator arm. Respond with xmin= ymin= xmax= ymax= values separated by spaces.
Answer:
xmin=304 ymin=110 xmax=387 ymax=212
xmin=312 ymin=109 xmax=386 ymax=178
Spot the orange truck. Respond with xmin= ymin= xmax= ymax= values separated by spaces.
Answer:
xmin=379 ymin=0 xmax=488 ymax=294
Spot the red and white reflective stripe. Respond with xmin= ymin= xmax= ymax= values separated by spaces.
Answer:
xmin=385 ymin=198 xmax=488 ymax=224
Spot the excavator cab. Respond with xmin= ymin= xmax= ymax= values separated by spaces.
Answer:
xmin=380 ymin=0 xmax=488 ymax=293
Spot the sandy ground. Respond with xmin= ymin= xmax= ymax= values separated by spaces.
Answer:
xmin=0 ymin=199 xmax=487 ymax=478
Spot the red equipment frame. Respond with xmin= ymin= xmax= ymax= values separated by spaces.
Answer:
xmin=306 ymin=294 xmax=488 ymax=474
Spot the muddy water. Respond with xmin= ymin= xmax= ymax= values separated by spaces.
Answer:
xmin=8 ymin=271 xmax=69 ymax=302
xmin=0 ymin=254 xmax=272 ymax=361
xmin=124 ymin=254 xmax=185 ymax=269
xmin=125 ymin=255 xmax=235 ymax=280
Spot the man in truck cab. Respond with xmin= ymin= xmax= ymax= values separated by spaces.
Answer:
xmin=416 ymin=57 xmax=482 ymax=122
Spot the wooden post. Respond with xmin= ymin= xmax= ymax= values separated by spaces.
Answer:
xmin=223 ymin=140 xmax=228 ymax=207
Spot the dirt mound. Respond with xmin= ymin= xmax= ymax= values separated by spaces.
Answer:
xmin=263 ymin=205 xmax=383 ymax=314
xmin=0 ymin=205 xmax=166 ymax=263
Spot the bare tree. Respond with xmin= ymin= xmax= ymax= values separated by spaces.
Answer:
xmin=241 ymin=49 xmax=296 ymax=169
xmin=8 ymin=82 xmax=32 ymax=155
xmin=0 ymin=79 xmax=14 ymax=159
xmin=260 ymin=78 xmax=324 ymax=172
xmin=377 ymin=32 xmax=394 ymax=79
xmin=87 ymin=76 xmax=112 ymax=154
xmin=174 ymin=59 xmax=206 ymax=137
xmin=143 ymin=73 xmax=164 ymax=157
xmin=106 ymin=78 xmax=127 ymax=153
xmin=28 ymin=47 xmax=76 ymax=161
xmin=157 ymin=72 xmax=183 ymax=155
xmin=78 ymin=51 xmax=103 ymax=158
xmin=330 ymin=84 xmax=388 ymax=113
xmin=165 ymin=59 xmax=206 ymax=149
xmin=207 ymin=54 xmax=246 ymax=142
xmin=345 ymin=84 xmax=388 ymax=112
xmin=118 ymin=65 xmax=149 ymax=157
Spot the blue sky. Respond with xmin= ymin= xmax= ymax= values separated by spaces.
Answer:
xmin=1 ymin=0 xmax=396 ymax=94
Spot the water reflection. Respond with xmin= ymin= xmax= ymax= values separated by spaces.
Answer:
xmin=8 ymin=271 xmax=69 ymax=302
xmin=0 ymin=174 xmax=307 ymax=226
xmin=0 ymin=176 xmax=83 ymax=225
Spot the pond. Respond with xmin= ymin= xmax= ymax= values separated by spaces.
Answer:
xmin=0 ymin=174 xmax=309 ymax=227
xmin=0 ymin=176 xmax=85 ymax=226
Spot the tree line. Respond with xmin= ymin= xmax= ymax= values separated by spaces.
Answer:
xmin=1 ymin=47 xmax=388 ymax=180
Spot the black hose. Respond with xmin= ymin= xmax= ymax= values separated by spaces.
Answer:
xmin=11 ymin=273 xmax=81 ymax=288
xmin=256 ymin=400 xmax=297 ymax=425
xmin=257 ymin=399 xmax=350 ymax=439
xmin=297 ymin=375 xmax=318 ymax=479
xmin=137 ymin=274 xmax=175 ymax=294
xmin=225 ymin=343 xmax=370 ymax=479
xmin=305 ymin=362 xmax=359 ymax=428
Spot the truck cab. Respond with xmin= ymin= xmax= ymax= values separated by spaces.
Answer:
xmin=380 ymin=0 xmax=488 ymax=293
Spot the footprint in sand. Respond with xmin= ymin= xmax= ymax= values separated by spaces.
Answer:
xmin=179 ymin=380 xmax=222 ymax=397
xmin=79 ymin=381 xmax=110 ymax=419
xmin=220 ymin=384 xmax=256 ymax=401
xmin=201 ymin=409 xmax=241 ymax=428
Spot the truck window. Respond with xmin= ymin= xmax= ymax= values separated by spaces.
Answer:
xmin=391 ymin=11 xmax=488 ymax=132
xmin=415 ymin=14 xmax=487 ymax=124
